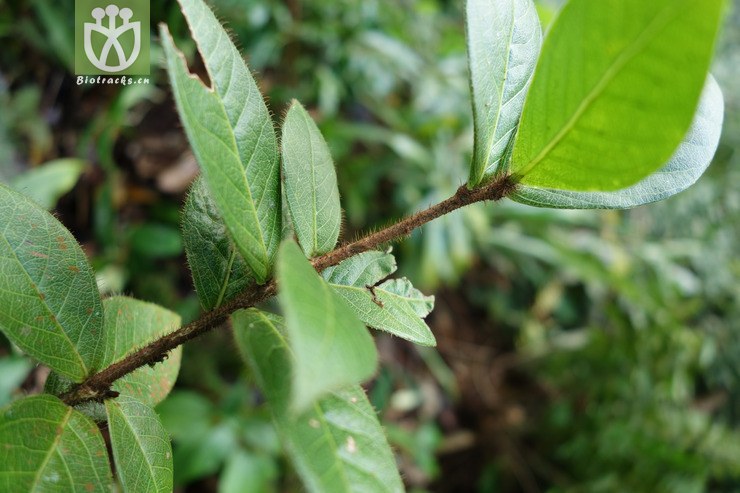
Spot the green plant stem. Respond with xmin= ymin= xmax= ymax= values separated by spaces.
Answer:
xmin=60 ymin=175 xmax=515 ymax=407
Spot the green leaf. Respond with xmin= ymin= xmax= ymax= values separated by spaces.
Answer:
xmin=102 ymin=296 xmax=182 ymax=407
xmin=510 ymin=0 xmax=724 ymax=191
xmin=0 ymin=184 xmax=103 ymax=381
xmin=0 ymin=395 xmax=112 ymax=492
xmin=11 ymin=158 xmax=85 ymax=210
xmin=323 ymin=252 xmax=436 ymax=346
xmin=0 ymin=356 xmax=32 ymax=407
xmin=467 ymin=0 xmax=542 ymax=186
xmin=233 ymin=309 xmax=404 ymax=493
xmin=282 ymin=100 xmax=342 ymax=256
xmin=511 ymin=75 xmax=724 ymax=208
xmin=161 ymin=8 xmax=279 ymax=283
xmin=182 ymin=177 xmax=252 ymax=311
xmin=129 ymin=224 xmax=184 ymax=259
xmin=278 ymin=241 xmax=377 ymax=412
xmin=105 ymin=395 xmax=173 ymax=493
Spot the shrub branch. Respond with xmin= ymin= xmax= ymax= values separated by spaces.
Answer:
xmin=60 ymin=175 xmax=515 ymax=407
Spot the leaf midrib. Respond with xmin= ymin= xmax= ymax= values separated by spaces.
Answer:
xmin=515 ymin=0 xmax=689 ymax=178
xmin=0 ymin=226 xmax=87 ymax=377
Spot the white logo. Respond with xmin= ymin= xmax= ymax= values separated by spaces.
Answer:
xmin=84 ymin=4 xmax=141 ymax=72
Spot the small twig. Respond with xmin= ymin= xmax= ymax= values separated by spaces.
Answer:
xmin=60 ymin=175 xmax=515 ymax=407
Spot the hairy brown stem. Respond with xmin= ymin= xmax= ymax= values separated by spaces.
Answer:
xmin=60 ymin=175 xmax=515 ymax=407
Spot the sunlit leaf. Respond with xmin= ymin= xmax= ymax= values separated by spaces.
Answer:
xmin=510 ymin=0 xmax=724 ymax=191
xmin=511 ymin=76 xmax=724 ymax=208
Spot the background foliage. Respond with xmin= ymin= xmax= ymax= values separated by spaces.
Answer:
xmin=0 ymin=0 xmax=738 ymax=491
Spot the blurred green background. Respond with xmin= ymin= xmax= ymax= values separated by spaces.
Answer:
xmin=0 ymin=0 xmax=738 ymax=491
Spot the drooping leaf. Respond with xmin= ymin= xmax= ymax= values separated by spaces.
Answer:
xmin=233 ymin=309 xmax=404 ymax=493
xmin=282 ymin=100 xmax=342 ymax=257
xmin=510 ymin=0 xmax=724 ymax=191
xmin=11 ymin=158 xmax=85 ymax=210
xmin=105 ymin=395 xmax=174 ymax=493
xmin=0 ymin=395 xmax=112 ymax=492
xmin=183 ymin=178 xmax=252 ymax=311
xmin=277 ymin=241 xmax=377 ymax=412
xmin=0 ymin=184 xmax=103 ymax=381
xmin=161 ymin=16 xmax=279 ymax=284
xmin=511 ymin=76 xmax=724 ymax=208
xmin=467 ymin=0 xmax=542 ymax=186
xmin=323 ymin=252 xmax=436 ymax=346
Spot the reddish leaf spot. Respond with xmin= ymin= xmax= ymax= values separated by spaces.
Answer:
xmin=85 ymin=484 xmax=94 ymax=492
xmin=68 ymin=265 xmax=80 ymax=273
xmin=30 ymin=251 xmax=49 ymax=259
xmin=56 ymin=236 xmax=68 ymax=251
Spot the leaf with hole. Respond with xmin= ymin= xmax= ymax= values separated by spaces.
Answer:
xmin=278 ymin=241 xmax=377 ymax=412
xmin=511 ymin=75 xmax=724 ymax=208
xmin=467 ymin=0 xmax=542 ymax=186
xmin=233 ymin=309 xmax=404 ymax=493
xmin=0 ymin=184 xmax=103 ymax=381
xmin=510 ymin=0 xmax=724 ymax=191
xmin=105 ymin=395 xmax=173 ymax=493
xmin=282 ymin=100 xmax=342 ymax=257
xmin=0 ymin=395 xmax=112 ymax=492
xmin=162 ymin=0 xmax=280 ymax=283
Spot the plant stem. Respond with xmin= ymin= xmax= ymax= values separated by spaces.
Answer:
xmin=60 ymin=175 xmax=515 ymax=407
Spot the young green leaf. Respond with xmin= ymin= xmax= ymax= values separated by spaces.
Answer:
xmin=233 ymin=309 xmax=404 ymax=493
xmin=0 ymin=184 xmax=103 ymax=381
xmin=282 ymin=100 xmax=342 ymax=257
xmin=0 ymin=395 xmax=112 ymax=492
xmin=105 ymin=395 xmax=173 ymax=493
xmin=323 ymin=251 xmax=436 ymax=346
xmin=182 ymin=178 xmax=252 ymax=311
xmin=278 ymin=241 xmax=377 ymax=412
xmin=510 ymin=0 xmax=724 ymax=191
xmin=467 ymin=0 xmax=542 ymax=186
xmin=511 ymin=76 xmax=724 ymax=208
xmin=161 ymin=20 xmax=278 ymax=283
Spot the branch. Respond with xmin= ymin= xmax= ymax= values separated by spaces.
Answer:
xmin=60 ymin=175 xmax=515 ymax=407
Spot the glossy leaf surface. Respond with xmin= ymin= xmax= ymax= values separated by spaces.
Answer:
xmin=511 ymin=76 xmax=725 ymax=208
xmin=510 ymin=0 xmax=724 ymax=191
